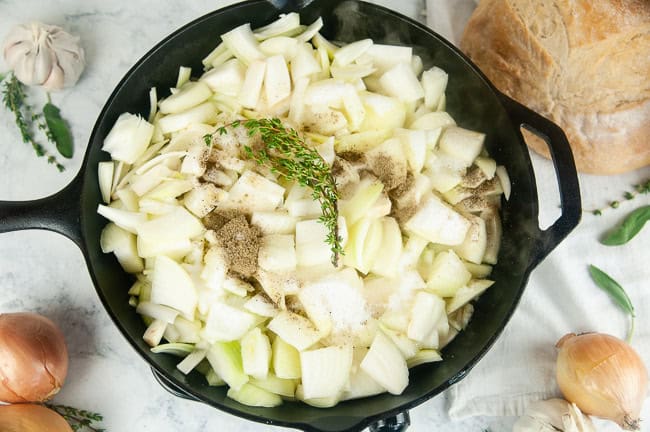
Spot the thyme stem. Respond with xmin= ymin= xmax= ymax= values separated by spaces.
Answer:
xmin=44 ymin=403 xmax=105 ymax=432
xmin=215 ymin=118 xmax=342 ymax=265
xmin=588 ymin=178 xmax=650 ymax=215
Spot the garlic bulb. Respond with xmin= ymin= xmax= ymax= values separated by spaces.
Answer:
xmin=3 ymin=22 xmax=85 ymax=91
xmin=514 ymin=398 xmax=596 ymax=432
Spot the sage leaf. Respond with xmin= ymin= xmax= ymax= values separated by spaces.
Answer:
xmin=43 ymin=102 xmax=73 ymax=158
xmin=588 ymin=265 xmax=634 ymax=316
xmin=588 ymin=264 xmax=636 ymax=342
xmin=601 ymin=205 xmax=650 ymax=245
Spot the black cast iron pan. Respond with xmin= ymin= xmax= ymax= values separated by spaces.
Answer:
xmin=0 ymin=0 xmax=582 ymax=430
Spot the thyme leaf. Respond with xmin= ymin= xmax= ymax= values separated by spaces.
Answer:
xmin=44 ymin=403 xmax=105 ymax=432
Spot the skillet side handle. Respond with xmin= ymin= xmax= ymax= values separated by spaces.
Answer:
xmin=0 ymin=172 xmax=84 ymax=247
xmin=151 ymin=368 xmax=201 ymax=402
xmin=499 ymin=94 xmax=581 ymax=269
xmin=368 ymin=412 xmax=410 ymax=432
xmin=265 ymin=0 xmax=316 ymax=12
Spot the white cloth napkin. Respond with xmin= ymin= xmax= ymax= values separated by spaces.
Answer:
xmin=425 ymin=0 xmax=650 ymax=427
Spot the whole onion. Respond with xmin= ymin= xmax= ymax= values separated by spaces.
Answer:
xmin=0 ymin=312 xmax=69 ymax=403
xmin=556 ymin=332 xmax=648 ymax=431
xmin=0 ymin=404 xmax=72 ymax=432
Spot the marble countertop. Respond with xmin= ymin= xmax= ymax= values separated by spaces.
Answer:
xmin=1 ymin=1 xmax=648 ymax=431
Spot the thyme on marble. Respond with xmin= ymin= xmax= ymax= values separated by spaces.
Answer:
xmin=1 ymin=72 xmax=69 ymax=171
xmin=215 ymin=118 xmax=343 ymax=265
xmin=44 ymin=403 xmax=105 ymax=432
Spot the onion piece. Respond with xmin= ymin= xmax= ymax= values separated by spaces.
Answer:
xmin=0 ymin=312 xmax=69 ymax=403
xmin=253 ymin=12 xmax=301 ymax=41
xmin=221 ymin=23 xmax=265 ymax=65
xmin=0 ymin=404 xmax=72 ymax=432
xmin=102 ymin=113 xmax=154 ymax=164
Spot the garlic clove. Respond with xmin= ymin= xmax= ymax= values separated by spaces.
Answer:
xmin=514 ymin=398 xmax=597 ymax=432
xmin=43 ymin=61 xmax=65 ymax=91
xmin=568 ymin=403 xmax=596 ymax=432
xmin=33 ymin=50 xmax=57 ymax=85
xmin=3 ymin=40 xmax=31 ymax=68
xmin=13 ymin=52 xmax=38 ymax=85
xmin=2 ymin=24 xmax=33 ymax=52
xmin=53 ymin=47 xmax=85 ymax=88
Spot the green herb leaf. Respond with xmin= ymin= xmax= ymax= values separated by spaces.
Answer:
xmin=601 ymin=205 xmax=650 ymax=245
xmin=588 ymin=264 xmax=635 ymax=341
xmin=43 ymin=102 xmax=73 ymax=158
xmin=588 ymin=265 xmax=634 ymax=315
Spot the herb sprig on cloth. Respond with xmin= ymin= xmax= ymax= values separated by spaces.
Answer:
xmin=590 ymin=178 xmax=650 ymax=216
xmin=601 ymin=205 xmax=650 ymax=246
xmin=588 ymin=264 xmax=635 ymax=342
xmin=214 ymin=118 xmax=342 ymax=265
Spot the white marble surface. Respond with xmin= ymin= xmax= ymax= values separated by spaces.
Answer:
xmin=1 ymin=1 xmax=648 ymax=432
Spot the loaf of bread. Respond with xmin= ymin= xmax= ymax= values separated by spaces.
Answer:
xmin=460 ymin=0 xmax=650 ymax=174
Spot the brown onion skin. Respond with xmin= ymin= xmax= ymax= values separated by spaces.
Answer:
xmin=0 ymin=312 xmax=69 ymax=403
xmin=556 ymin=332 xmax=648 ymax=430
xmin=0 ymin=404 xmax=73 ymax=432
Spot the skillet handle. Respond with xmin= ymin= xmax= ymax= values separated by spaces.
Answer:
xmin=368 ymin=412 xmax=410 ymax=432
xmin=151 ymin=368 xmax=200 ymax=401
xmin=0 ymin=172 xmax=84 ymax=247
xmin=499 ymin=94 xmax=581 ymax=269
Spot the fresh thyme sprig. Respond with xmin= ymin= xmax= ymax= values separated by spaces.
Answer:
xmin=44 ymin=403 xmax=105 ymax=432
xmin=1 ymin=73 xmax=66 ymax=171
xmin=589 ymin=178 xmax=650 ymax=216
xmin=216 ymin=118 xmax=343 ymax=265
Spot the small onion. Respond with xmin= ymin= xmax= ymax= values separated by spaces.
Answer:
xmin=0 ymin=404 xmax=72 ymax=432
xmin=0 ymin=312 xmax=69 ymax=403
xmin=556 ymin=332 xmax=648 ymax=431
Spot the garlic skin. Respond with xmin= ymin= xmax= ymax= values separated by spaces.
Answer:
xmin=3 ymin=22 xmax=85 ymax=91
xmin=513 ymin=398 xmax=596 ymax=432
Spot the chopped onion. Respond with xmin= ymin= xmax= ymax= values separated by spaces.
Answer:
xmin=97 ymin=161 xmax=114 ymax=204
xmin=296 ymin=17 xmax=323 ymax=43
xmin=102 ymin=113 xmax=154 ymax=164
xmin=253 ymin=13 xmax=301 ymax=41
xmin=221 ymin=23 xmax=265 ymax=65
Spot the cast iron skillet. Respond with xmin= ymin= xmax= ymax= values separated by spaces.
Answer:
xmin=0 ymin=0 xmax=582 ymax=430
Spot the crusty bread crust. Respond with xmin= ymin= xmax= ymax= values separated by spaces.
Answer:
xmin=460 ymin=0 xmax=650 ymax=174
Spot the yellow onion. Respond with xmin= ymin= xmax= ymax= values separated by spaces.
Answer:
xmin=556 ymin=332 xmax=648 ymax=431
xmin=0 ymin=312 xmax=69 ymax=403
xmin=0 ymin=404 xmax=72 ymax=432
